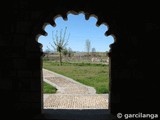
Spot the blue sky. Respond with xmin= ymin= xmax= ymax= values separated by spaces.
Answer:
xmin=38 ymin=13 xmax=114 ymax=52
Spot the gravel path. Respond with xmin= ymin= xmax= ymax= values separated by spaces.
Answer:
xmin=43 ymin=69 xmax=108 ymax=109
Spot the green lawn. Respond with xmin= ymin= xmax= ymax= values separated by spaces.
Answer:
xmin=43 ymin=81 xmax=57 ymax=93
xmin=43 ymin=61 xmax=109 ymax=94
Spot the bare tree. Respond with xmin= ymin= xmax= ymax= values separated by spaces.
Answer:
xmin=85 ymin=39 xmax=91 ymax=56
xmin=92 ymin=47 xmax=96 ymax=56
xmin=68 ymin=47 xmax=73 ymax=57
xmin=48 ymin=27 xmax=70 ymax=65
xmin=62 ymin=48 xmax=68 ymax=57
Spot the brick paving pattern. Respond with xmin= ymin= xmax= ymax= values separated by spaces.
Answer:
xmin=43 ymin=69 xmax=108 ymax=109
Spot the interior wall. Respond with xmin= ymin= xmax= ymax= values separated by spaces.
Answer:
xmin=0 ymin=0 xmax=160 ymax=119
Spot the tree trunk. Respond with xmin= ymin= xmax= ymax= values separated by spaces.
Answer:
xmin=59 ymin=52 xmax=62 ymax=66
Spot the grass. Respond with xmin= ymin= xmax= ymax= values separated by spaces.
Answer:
xmin=43 ymin=81 xmax=57 ymax=94
xmin=43 ymin=61 xmax=109 ymax=94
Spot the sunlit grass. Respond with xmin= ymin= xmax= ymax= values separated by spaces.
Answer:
xmin=43 ymin=61 xmax=109 ymax=94
xmin=43 ymin=81 xmax=57 ymax=93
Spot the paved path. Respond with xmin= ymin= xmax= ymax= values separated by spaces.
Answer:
xmin=43 ymin=69 xmax=108 ymax=109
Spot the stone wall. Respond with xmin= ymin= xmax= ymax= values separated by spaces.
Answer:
xmin=0 ymin=0 xmax=160 ymax=119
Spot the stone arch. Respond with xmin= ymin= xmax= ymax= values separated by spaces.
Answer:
xmin=34 ymin=10 xmax=117 ymax=53
xmin=34 ymin=10 xmax=117 ymax=110
xmin=1 ymin=1 xmax=159 ymax=119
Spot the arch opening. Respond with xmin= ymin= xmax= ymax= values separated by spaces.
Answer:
xmin=37 ymin=11 xmax=115 ymax=118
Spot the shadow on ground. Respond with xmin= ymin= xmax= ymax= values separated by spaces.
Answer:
xmin=34 ymin=109 xmax=111 ymax=120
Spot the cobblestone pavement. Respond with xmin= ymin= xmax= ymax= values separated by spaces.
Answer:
xmin=43 ymin=69 xmax=108 ymax=109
